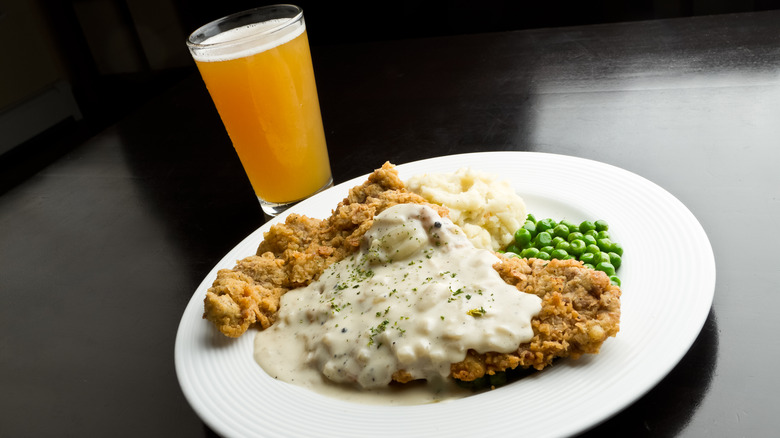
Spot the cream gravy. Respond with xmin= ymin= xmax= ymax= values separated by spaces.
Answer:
xmin=254 ymin=204 xmax=541 ymax=405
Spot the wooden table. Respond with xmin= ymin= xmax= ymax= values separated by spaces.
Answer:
xmin=2 ymin=10 xmax=779 ymax=437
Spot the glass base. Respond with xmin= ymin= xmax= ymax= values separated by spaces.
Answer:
xmin=258 ymin=177 xmax=334 ymax=218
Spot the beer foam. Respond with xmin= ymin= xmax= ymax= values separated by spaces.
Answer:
xmin=191 ymin=18 xmax=306 ymax=62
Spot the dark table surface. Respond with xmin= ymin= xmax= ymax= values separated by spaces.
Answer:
xmin=2 ymin=10 xmax=779 ymax=437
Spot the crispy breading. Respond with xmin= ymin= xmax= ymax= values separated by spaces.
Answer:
xmin=203 ymin=162 xmax=446 ymax=337
xmin=449 ymin=257 xmax=621 ymax=380
xmin=203 ymin=255 xmax=287 ymax=338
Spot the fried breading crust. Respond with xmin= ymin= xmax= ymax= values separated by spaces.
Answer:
xmin=203 ymin=162 xmax=447 ymax=337
xmin=449 ymin=256 xmax=621 ymax=380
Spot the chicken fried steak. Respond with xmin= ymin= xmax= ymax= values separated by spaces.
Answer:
xmin=203 ymin=162 xmax=621 ymax=384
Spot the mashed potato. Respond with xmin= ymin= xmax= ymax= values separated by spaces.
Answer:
xmin=406 ymin=168 xmax=526 ymax=251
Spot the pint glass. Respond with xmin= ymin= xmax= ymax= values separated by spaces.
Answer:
xmin=187 ymin=5 xmax=332 ymax=216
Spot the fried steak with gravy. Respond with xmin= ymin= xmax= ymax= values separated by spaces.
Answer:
xmin=203 ymin=162 xmax=620 ymax=381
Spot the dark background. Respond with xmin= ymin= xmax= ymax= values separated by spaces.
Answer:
xmin=2 ymin=0 xmax=780 ymax=190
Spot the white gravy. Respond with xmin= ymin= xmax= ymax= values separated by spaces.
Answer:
xmin=254 ymin=204 xmax=541 ymax=405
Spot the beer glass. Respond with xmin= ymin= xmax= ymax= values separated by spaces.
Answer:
xmin=187 ymin=5 xmax=332 ymax=217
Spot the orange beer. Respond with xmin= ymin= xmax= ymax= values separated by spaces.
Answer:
xmin=189 ymin=7 xmax=331 ymax=207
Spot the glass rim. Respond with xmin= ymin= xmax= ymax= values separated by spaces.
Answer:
xmin=186 ymin=4 xmax=303 ymax=49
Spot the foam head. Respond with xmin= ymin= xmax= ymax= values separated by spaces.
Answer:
xmin=189 ymin=17 xmax=306 ymax=62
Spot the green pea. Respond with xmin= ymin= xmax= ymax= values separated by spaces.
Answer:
xmin=522 ymin=220 xmax=537 ymax=237
xmin=609 ymin=275 xmax=621 ymax=286
xmin=595 ymin=220 xmax=609 ymax=232
xmin=567 ymin=232 xmax=584 ymax=242
xmin=514 ymin=228 xmax=532 ymax=247
xmin=555 ymin=241 xmax=571 ymax=252
xmin=560 ymin=219 xmax=579 ymax=233
xmin=610 ymin=242 xmax=624 ymax=256
xmin=551 ymin=236 xmax=565 ymax=247
xmin=569 ymin=239 xmax=586 ymax=256
xmin=597 ymin=238 xmax=613 ymax=252
xmin=597 ymin=252 xmax=611 ymax=264
xmin=537 ymin=251 xmax=551 ymax=261
xmin=540 ymin=246 xmax=554 ymax=254
xmin=584 ymin=229 xmax=598 ymax=238
xmin=579 ymin=220 xmax=596 ymax=233
xmin=534 ymin=231 xmax=553 ymax=247
xmin=520 ymin=247 xmax=539 ymax=258
xmin=596 ymin=261 xmax=616 ymax=276
xmin=608 ymin=252 xmax=622 ymax=269
xmin=597 ymin=230 xmax=610 ymax=240
xmin=580 ymin=252 xmax=596 ymax=265
xmin=526 ymin=213 xmax=537 ymax=224
xmin=583 ymin=234 xmax=597 ymax=246
xmin=537 ymin=218 xmax=556 ymax=233
xmin=583 ymin=263 xmax=595 ymax=270
xmin=552 ymin=224 xmax=570 ymax=239
xmin=551 ymin=249 xmax=568 ymax=259
xmin=505 ymin=244 xmax=521 ymax=254
xmin=586 ymin=244 xmax=600 ymax=255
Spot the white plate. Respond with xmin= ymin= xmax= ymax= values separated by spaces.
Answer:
xmin=175 ymin=152 xmax=715 ymax=438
